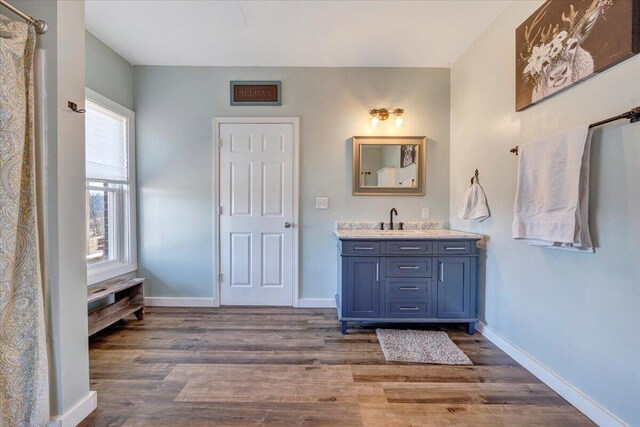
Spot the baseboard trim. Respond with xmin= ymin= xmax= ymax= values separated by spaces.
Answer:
xmin=144 ymin=297 xmax=215 ymax=307
xmin=297 ymin=298 xmax=336 ymax=308
xmin=145 ymin=297 xmax=332 ymax=308
xmin=477 ymin=322 xmax=625 ymax=427
xmin=49 ymin=390 xmax=97 ymax=427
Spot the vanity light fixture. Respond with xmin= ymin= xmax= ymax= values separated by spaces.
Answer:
xmin=369 ymin=108 xmax=404 ymax=129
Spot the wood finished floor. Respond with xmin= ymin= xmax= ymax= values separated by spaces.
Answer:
xmin=80 ymin=307 xmax=592 ymax=426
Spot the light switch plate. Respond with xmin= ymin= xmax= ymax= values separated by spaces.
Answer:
xmin=316 ymin=197 xmax=329 ymax=209
xmin=422 ymin=208 xmax=430 ymax=219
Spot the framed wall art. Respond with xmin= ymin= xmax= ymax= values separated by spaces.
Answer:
xmin=230 ymin=81 xmax=281 ymax=106
xmin=516 ymin=0 xmax=640 ymax=111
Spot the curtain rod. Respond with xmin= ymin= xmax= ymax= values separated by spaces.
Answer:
xmin=509 ymin=106 xmax=640 ymax=156
xmin=0 ymin=0 xmax=48 ymax=34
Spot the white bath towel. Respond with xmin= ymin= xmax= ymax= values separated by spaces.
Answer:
xmin=458 ymin=183 xmax=490 ymax=221
xmin=512 ymin=125 xmax=593 ymax=252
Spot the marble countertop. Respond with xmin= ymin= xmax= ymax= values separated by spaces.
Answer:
xmin=334 ymin=229 xmax=483 ymax=240
xmin=336 ymin=220 xmax=444 ymax=231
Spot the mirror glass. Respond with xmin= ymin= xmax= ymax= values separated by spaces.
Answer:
xmin=352 ymin=136 xmax=426 ymax=196
xmin=360 ymin=144 xmax=419 ymax=188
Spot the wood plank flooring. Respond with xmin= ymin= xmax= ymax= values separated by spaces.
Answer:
xmin=80 ymin=307 xmax=592 ymax=426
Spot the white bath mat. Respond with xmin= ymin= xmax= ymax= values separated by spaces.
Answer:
xmin=376 ymin=329 xmax=472 ymax=365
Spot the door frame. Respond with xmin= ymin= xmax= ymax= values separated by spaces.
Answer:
xmin=213 ymin=117 xmax=300 ymax=307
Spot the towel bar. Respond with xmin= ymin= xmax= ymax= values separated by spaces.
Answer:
xmin=509 ymin=106 xmax=640 ymax=155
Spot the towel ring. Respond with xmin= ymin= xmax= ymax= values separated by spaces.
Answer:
xmin=470 ymin=169 xmax=479 ymax=185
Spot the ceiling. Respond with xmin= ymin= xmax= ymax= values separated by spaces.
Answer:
xmin=85 ymin=0 xmax=511 ymax=67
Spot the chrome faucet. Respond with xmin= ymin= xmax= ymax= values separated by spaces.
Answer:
xmin=389 ymin=208 xmax=398 ymax=231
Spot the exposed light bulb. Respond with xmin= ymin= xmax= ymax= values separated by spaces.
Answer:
xmin=394 ymin=115 xmax=404 ymax=127
xmin=370 ymin=116 xmax=379 ymax=129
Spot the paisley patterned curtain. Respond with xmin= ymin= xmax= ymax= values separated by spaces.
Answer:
xmin=0 ymin=18 xmax=49 ymax=427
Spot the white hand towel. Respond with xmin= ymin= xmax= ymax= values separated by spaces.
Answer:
xmin=458 ymin=182 xmax=490 ymax=221
xmin=399 ymin=178 xmax=415 ymax=187
xmin=512 ymin=125 xmax=593 ymax=252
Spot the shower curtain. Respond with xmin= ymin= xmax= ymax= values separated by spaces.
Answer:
xmin=0 ymin=18 xmax=49 ymax=427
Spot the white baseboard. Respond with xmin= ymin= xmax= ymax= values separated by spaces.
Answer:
xmin=297 ymin=298 xmax=336 ymax=308
xmin=145 ymin=297 xmax=333 ymax=308
xmin=144 ymin=297 xmax=215 ymax=307
xmin=49 ymin=390 xmax=97 ymax=427
xmin=476 ymin=323 xmax=625 ymax=427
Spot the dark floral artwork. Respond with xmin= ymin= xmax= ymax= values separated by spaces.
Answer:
xmin=400 ymin=145 xmax=416 ymax=168
xmin=516 ymin=0 xmax=639 ymax=111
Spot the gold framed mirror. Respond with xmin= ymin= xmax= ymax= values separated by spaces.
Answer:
xmin=352 ymin=136 xmax=426 ymax=196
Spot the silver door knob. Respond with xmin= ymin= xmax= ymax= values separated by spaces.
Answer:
xmin=284 ymin=222 xmax=291 ymax=228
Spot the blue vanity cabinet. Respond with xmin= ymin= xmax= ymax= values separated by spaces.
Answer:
xmin=436 ymin=257 xmax=472 ymax=319
xmin=336 ymin=237 xmax=479 ymax=335
xmin=344 ymin=257 xmax=381 ymax=319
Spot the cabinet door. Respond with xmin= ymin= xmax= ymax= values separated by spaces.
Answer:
xmin=437 ymin=257 xmax=471 ymax=318
xmin=345 ymin=257 xmax=380 ymax=318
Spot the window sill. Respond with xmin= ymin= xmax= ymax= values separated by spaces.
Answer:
xmin=88 ymin=262 xmax=138 ymax=286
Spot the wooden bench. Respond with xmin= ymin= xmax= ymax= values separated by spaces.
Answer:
xmin=88 ymin=278 xmax=146 ymax=336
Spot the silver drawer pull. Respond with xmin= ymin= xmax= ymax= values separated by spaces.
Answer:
xmin=400 ymin=246 xmax=420 ymax=250
xmin=399 ymin=266 xmax=420 ymax=269
xmin=445 ymin=246 xmax=467 ymax=251
xmin=399 ymin=306 xmax=419 ymax=311
xmin=353 ymin=246 xmax=374 ymax=250
xmin=399 ymin=286 xmax=419 ymax=290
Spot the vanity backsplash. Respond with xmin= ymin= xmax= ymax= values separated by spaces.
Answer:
xmin=336 ymin=220 xmax=444 ymax=230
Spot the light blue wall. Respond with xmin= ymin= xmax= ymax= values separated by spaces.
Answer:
xmin=134 ymin=66 xmax=451 ymax=300
xmin=450 ymin=1 xmax=640 ymax=425
xmin=85 ymin=31 xmax=133 ymax=110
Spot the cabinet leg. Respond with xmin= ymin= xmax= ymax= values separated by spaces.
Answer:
xmin=134 ymin=307 xmax=145 ymax=320
xmin=341 ymin=321 xmax=347 ymax=335
xmin=467 ymin=322 xmax=475 ymax=335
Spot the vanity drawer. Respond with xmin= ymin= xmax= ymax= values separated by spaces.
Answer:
xmin=386 ymin=278 xmax=432 ymax=298
xmin=437 ymin=241 xmax=472 ymax=255
xmin=386 ymin=299 xmax=433 ymax=318
xmin=342 ymin=241 xmax=381 ymax=255
xmin=385 ymin=241 xmax=433 ymax=255
xmin=385 ymin=257 xmax=432 ymax=277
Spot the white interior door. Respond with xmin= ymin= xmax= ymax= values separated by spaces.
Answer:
xmin=219 ymin=122 xmax=295 ymax=306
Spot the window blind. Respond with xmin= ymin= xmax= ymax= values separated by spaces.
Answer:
xmin=85 ymin=100 xmax=128 ymax=183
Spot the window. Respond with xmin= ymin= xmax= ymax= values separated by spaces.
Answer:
xmin=85 ymin=89 xmax=137 ymax=285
